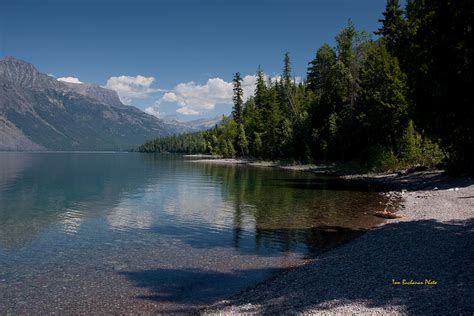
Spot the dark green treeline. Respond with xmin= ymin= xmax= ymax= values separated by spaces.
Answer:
xmin=139 ymin=0 xmax=473 ymax=174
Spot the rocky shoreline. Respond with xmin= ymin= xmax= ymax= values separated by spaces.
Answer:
xmin=197 ymin=160 xmax=474 ymax=314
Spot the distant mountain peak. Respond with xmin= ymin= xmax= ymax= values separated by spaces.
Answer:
xmin=0 ymin=56 xmax=126 ymax=108
xmin=161 ymin=115 xmax=222 ymax=131
xmin=0 ymin=55 xmax=62 ymax=90
xmin=62 ymin=81 xmax=125 ymax=108
xmin=0 ymin=56 xmax=196 ymax=151
xmin=2 ymin=55 xmax=30 ymax=63
xmin=0 ymin=56 xmax=40 ymax=75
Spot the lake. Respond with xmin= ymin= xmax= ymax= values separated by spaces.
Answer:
xmin=0 ymin=152 xmax=384 ymax=313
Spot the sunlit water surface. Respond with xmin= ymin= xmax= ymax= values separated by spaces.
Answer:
xmin=0 ymin=152 xmax=384 ymax=313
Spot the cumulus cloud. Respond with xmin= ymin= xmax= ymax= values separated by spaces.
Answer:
xmin=170 ymin=78 xmax=233 ymax=115
xmin=144 ymin=106 xmax=164 ymax=118
xmin=57 ymin=76 xmax=83 ymax=84
xmin=104 ymin=75 xmax=163 ymax=103
xmin=162 ymin=91 xmax=179 ymax=103
xmin=242 ymin=74 xmax=257 ymax=101
xmin=151 ymin=76 xmax=259 ymax=116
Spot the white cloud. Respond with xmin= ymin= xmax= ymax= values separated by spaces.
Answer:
xmin=57 ymin=76 xmax=83 ymax=84
xmin=144 ymin=106 xmax=164 ymax=118
xmin=120 ymin=97 xmax=133 ymax=105
xmin=156 ymin=78 xmax=233 ymax=116
xmin=176 ymin=107 xmax=200 ymax=115
xmin=162 ymin=91 xmax=179 ymax=103
xmin=104 ymin=75 xmax=163 ymax=103
xmin=242 ymin=74 xmax=257 ymax=101
xmin=152 ymin=76 xmax=259 ymax=116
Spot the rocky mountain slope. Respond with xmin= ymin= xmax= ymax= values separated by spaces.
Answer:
xmin=160 ymin=114 xmax=222 ymax=131
xmin=0 ymin=56 xmax=190 ymax=151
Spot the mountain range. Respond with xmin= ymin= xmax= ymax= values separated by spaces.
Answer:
xmin=0 ymin=56 xmax=214 ymax=151
xmin=160 ymin=114 xmax=222 ymax=131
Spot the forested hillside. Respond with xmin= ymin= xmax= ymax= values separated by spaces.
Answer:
xmin=139 ymin=0 xmax=473 ymax=174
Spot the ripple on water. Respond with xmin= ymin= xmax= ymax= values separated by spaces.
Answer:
xmin=59 ymin=208 xmax=86 ymax=235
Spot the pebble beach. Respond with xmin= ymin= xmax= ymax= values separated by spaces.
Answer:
xmin=204 ymin=169 xmax=474 ymax=314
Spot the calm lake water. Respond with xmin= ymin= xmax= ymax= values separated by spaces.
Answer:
xmin=0 ymin=152 xmax=384 ymax=313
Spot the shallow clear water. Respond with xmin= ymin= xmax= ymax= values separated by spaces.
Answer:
xmin=0 ymin=152 xmax=384 ymax=313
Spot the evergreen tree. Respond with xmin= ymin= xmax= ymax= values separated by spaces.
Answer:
xmin=335 ymin=20 xmax=356 ymax=66
xmin=254 ymin=67 xmax=267 ymax=111
xmin=237 ymin=124 xmax=249 ymax=156
xmin=358 ymin=40 xmax=408 ymax=151
xmin=399 ymin=119 xmax=422 ymax=164
xmin=307 ymin=44 xmax=336 ymax=94
xmin=232 ymin=72 xmax=248 ymax=156
xmin=283 ymin=52 xmax=292 ymax=87
xmin=250 ymin=66 xmax=266 ymax=136
xmin=336 ymin=20 xmax=370 ymax=109
xmin=218 ymin=136 xmax=229 ymax=157
xmin=232 ymin=72 xmax=244 ymax=126
xmin=404 ymin=0 xmax=473 ymax=173
xmin=375 ymin=0 xmax=407 ymax=55
xmin=253 ymin=132 xmax=263 ymax=158
xmin=227 ymin=140 xmax=236 ymax=157
xmin=242 ymin=97 xmax=258 ymax=155
xmin=262 ymin=84 xmax=284 ymax=158
xmin=279 ymin=52 xmax=297 ymax=154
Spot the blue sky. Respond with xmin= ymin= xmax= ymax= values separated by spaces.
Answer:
xmin=0 ymin=0 xmax=388 ymax=121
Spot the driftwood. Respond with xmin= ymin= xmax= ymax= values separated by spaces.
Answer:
xmin=374 ymin=210 xmax=402 ymax=219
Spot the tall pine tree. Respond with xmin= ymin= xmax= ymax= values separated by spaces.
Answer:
xmin=232 ymin=72 xmax=248 ymax=156
xmin=232 ymin=72 xmax=244 ymax=126
xmin=283 ymin=52 xmax=292 ymax=87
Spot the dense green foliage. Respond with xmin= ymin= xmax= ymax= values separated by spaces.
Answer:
xmin=398 ymin=0 xmax=473 ymax=174
xmin=140 ymin=0 xmax=473 ymax=174
xmin=138 ymin=132 xmax=207 ymax=154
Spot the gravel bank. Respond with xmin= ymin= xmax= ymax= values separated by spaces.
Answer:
xmin=204 ymin=171 xmax=474 ymax=315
